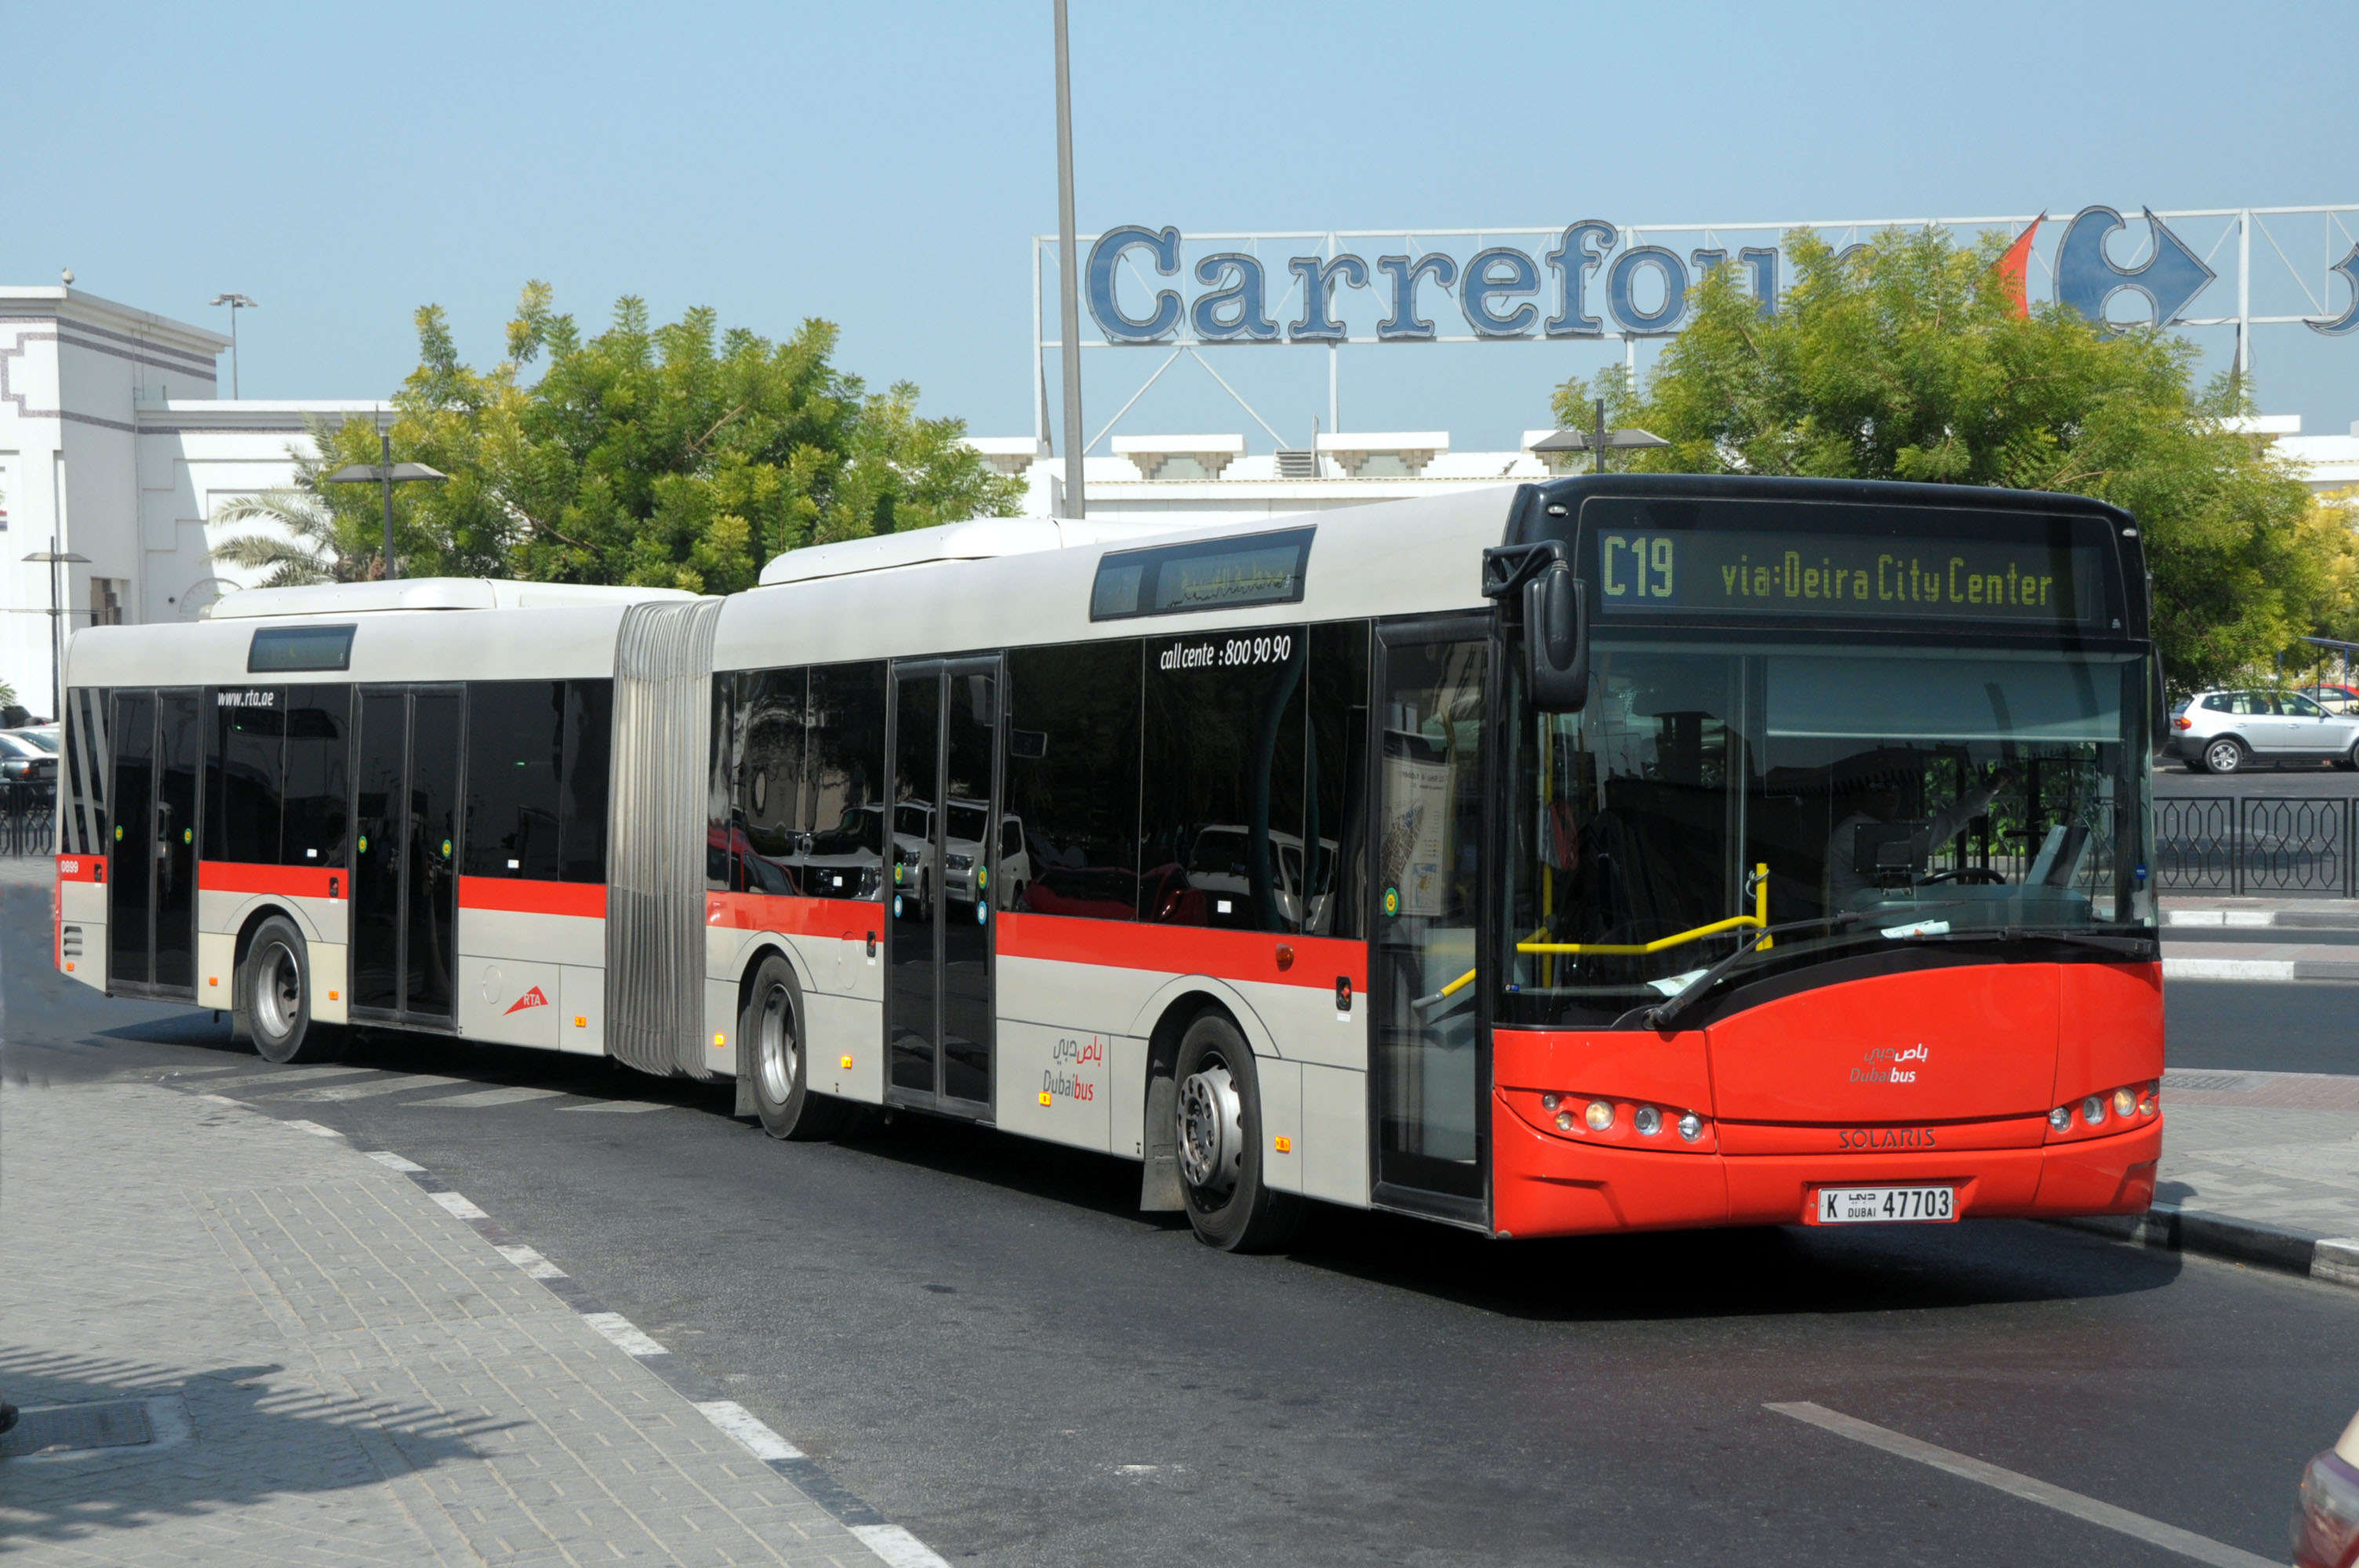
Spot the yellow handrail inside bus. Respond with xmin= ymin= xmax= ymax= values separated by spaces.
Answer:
xmin=1420 ymin=865 xmax=1772 ymax=1000
xmin=1512 ymin=865 xmax=1775 ymax=956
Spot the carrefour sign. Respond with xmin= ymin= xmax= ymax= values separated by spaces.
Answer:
xmin=1078 ymin=206 xmax=2359 ymax=345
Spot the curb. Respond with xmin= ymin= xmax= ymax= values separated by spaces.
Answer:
xmin=2166 ymin=909 xmax=2359 ymax=931
xmin=2161 ymin=955 xmax=2359 ymax=982
xmin=2061 ymin=1205 xmax=2359 ymax=1290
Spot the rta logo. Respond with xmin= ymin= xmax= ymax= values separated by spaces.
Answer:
xmin=504 ymin=985 xmax=549 ymax=1016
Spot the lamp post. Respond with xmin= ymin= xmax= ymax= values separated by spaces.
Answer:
xmin=1052 ymin=0 xmax=1086 ymax=519
xmin=22 ymin=543 xmax=90 ymax=723
xmin=324 ymin=432 xmax=447 ymax=582
xmin=1531 ymin=398 xmax=1670 ymax=474
xmin=209 ymin=294 xmax=256 ymax=398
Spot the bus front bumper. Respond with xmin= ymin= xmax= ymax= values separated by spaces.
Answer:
xmin=1489 ymin=1096 xmax=2162 ymax=1240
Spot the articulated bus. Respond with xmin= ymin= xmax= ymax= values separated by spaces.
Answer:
xmin=55 ymin=474 xmax=2164 ymax=1250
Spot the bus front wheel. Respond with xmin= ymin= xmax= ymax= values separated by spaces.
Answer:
xmin=1173 ymin=1011 xmax=1303 ymax=1253
xmin=241 ymin=916 xmax=339 ymax=1065
xmin=744 ymin=953 xmax=844 ymax=1141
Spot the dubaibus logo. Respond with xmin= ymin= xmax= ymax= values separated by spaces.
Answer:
xmin=1853 ymin=1044 xmax=1928 ymax=1085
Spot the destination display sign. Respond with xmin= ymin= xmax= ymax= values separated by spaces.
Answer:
xmin=1587 ymin=517 xmax=2108 ymax=627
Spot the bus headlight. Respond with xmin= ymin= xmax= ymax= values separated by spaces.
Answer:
xmin=1585 ymin=1100 xmax=1614 ymax=1131
xmin=2113 ymin=1087 xmax=2138 ymax=1119
xmin=2049 ymin=1106 xmax=2072 ymax=1131
xmin=1677 ymin=1112 xmax=1703 ymax=1142
xmin=2082 ymin=1094 xmax=2107 ymax=1127
xmin=1634 ymin=1105 xmax=1662 ymax=1137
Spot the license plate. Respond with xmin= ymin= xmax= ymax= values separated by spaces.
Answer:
xmin=1813 ymin=1185 xmax=1956 ymax=1225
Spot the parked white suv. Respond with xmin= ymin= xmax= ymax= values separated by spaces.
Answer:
xmin=2168 ymin=688 xmax=2359 ymax=773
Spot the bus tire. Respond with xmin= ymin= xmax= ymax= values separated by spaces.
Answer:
xmin=744 ymin=953 xmax=842 ymax=1141
xmin=1173 ymin=1011 xmax=1303 ymax=1253
xmin=241 ymin=915 xmax=338 ymax=1065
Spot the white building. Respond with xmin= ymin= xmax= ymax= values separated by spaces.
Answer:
xmin=0 ymin=285 xmax=386 ymax=717
xmin=8 ymin=281 xmax=2355 ymax=720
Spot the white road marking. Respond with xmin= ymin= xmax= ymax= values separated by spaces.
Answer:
xmin=496 ymin=1243 xmax=566 ymax=1280
xmin=693 ymin=1399 xmax=804 ymax=1461
xmin=427 ymin=1191 xmax=489 ymax=1221
xmin=2162 ymin=956 xmax=2297 ymax=982
xmin=851 ymin=1523 xmax=955 ymax=1568
xmin=282 ymin=1120 xmax=343 ymax=1138
xmin=364 ymin=1150 xmax=426 ymax=1173
xmin=1766 ymin=1402 xmax=2277 ymax=1568
xmin=407 ymin=1085 xmax=568 ymax=1109
xmin=197 ymin=1093 xmax=242 ymax=1106
xmin=566 ymin=1099 xmax=672 ymax=1113
xmin=214 ymin=1067 xmax=387 ymax=1091
xmin=581 ymin=1312 xmax=667 ymax=1358
xmin=278 ymin=1074 xmax=468 ymax=1102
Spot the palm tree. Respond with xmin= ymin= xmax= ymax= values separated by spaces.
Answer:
xmin=206 ymin=419 xmax=382 ymax=586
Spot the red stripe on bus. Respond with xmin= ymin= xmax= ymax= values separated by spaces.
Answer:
xmin=458 ymin=876 xmax=608 ymax=919
xmin=996 ymin=910 xmax=1367 ymax=991
xmin=706 ymin=891 xmax=875 ymax=938
xmin=55 ymin=855 xmax=103 ymax=884
xmin=200 ymin=861 xmax=344 ymax=900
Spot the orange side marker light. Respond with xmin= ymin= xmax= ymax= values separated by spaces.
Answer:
xmin=1274 ymin=1135 xmax=1292 ymax=1154
xmin=575 ymin=1015 xmax=587 ymax=1028
xmin=840 ymin=1054 xmax=853 ymax=1070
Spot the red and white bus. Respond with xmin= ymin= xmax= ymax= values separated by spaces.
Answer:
xmin=56 ymin=474 xmax=2165 ymax=1250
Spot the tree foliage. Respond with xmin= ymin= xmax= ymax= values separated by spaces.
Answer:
xmin=208 ymin=420 xmax=402 ymax=586
xmin=248 ymin=285 xmax=1025 ymax=595
xmin=1554 ymin=227 xmax=2357 ymax=691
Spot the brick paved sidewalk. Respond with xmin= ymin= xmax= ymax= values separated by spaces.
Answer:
xmin=0 ymin=1076 xmax=916 ymax=1566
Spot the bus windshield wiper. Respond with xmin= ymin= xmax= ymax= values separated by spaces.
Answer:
xmin=1635 ymin=913 xmax=1865 ymax=1032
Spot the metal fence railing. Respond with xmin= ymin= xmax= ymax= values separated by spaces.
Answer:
xmin=0 ymin=782 xmax=53 ymax=857
xmin=2156 ymin=796 xmax=2359 ymax=896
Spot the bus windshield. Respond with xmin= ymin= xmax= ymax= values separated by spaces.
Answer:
xmin=1500 ymin=639 xmax=2156 ymax=1026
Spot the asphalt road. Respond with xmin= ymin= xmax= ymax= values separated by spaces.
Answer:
xmin=6 ymin=882 xmax=2352 ymax=1567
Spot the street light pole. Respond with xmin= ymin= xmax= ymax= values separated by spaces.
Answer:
xmin=1052 ymin=0 xmax=1086 ymax=519
xmin=209 ymin=294 xmax=256 ymax=398
xmin=23 ymin=543 xmax=91 ymax=722
xmin=324 ymin=430 xmax=449 ymax=583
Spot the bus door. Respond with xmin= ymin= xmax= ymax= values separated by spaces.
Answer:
xmin=885 ymin=657 xmax=1000 ymax=1118
xmin=1369 ymin=622 xmax=1489 ymax=1218
xmin=351 ymin=686 xmax=463 ymax=1024
xmin=104 ymin=688 xmax=201 ymax=999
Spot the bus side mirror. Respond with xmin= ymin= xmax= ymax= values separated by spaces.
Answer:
xmin=1524 ymin=561 xmax=1590 ymax=713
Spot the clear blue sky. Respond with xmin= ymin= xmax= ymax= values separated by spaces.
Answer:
xmin=11 ymin=0 xmax=2357 ymax=452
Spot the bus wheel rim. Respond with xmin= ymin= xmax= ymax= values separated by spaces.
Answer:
xmin=1178 ymin=1062 xmax=1242 ymax=1195
xmin=758 ymin=985 xmax=796 ymax=1103
xmin=256 ymin=942 xmax=298 ymax=1039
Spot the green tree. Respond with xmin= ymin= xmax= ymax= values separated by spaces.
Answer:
xmin=1555 ymin=227 xmax=2354 ymax=691
xmin=375 ymin=284 xmax=1024 ymax=594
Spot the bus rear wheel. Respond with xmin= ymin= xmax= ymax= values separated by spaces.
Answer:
xmin=744 ymin=953 xmax=845 ymax=1141
xmin=1173 ymin=1011 xmax=1303 ymax=1253
xmin=242 ymin=916 xmax=339 ymax=1065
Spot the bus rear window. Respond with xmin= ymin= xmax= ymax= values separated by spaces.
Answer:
xmin=1090 ymin=528 xmax=1314 ymax=621
xmin=248 ymin=625 xmax=356 ymax=673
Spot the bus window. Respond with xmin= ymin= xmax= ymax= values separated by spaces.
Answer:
xmin=1140 ymin=627 xmax=1307 ymax=930
xmin=463 ymin=681 xmax=565 ymax=880
xmin=1003 ymin=639 xmax=1141 ymax=920
xmin=738 ymin=668 xmax=808 ymax=895
xmin=205 ymin=688 xmax=285 ymax=866
xmin=282 ymin=685 xmax=351 ymax=867
xmin=707 ymin=672 xmax=741 ymax=893
xmin=805 ymin=661 xmax=888 ymax=900
xmin=561 ymin=679 xmax=612 ymax=884
xmin=1305 ymin=620 xmax=1370 ymax=938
